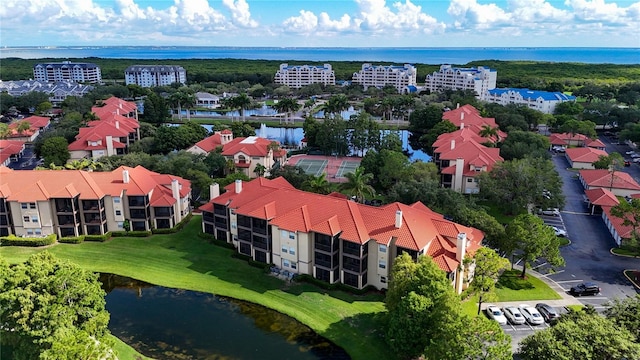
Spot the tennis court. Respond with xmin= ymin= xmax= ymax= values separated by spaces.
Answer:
xmin=295 ymin=159 xmax=328 ymax=177
xmin=335 ymin=161 xmax=360 ymax=178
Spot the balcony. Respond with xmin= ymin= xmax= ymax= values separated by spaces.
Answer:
xmin=82 ymin=200 xmax=101 ymax=212
xmin=154 ymin=207 xmax=173 ymax=218
xmin=57 ymin=215 xmax=77 ymax=226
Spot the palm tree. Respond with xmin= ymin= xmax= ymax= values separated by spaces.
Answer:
xmin=302 ymin=173 xmax=331 ymax=194
xmin=340 ymin=167 xmax=375 ymax=203
xmin=64 ymin=158 xmax=105 ymax=171
xmin=323 ymin=94 xmax=349 ymax=119
xmin=278 ymin=98 xmax=301 ymax=124
xmin=0 ymin=123 xmax=10 ymax=139
xmin=16 ymin=121 xmax=31 ymax=136
xmin=479 ymin=124 xmax=500 ymax=143
xmin=230 ymin=94 xmax=252 ymax=122
xmin=169 ymin=91 xmax=196 ymax=122
xmin=253 ymin=163 xmax=266 ymax=177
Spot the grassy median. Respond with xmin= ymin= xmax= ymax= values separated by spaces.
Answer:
xmin=0 ymin=215 xmax=391 ymax=360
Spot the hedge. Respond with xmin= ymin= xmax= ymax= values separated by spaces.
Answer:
xmin=111 ymin=230 xmax=152 ymax=237
xmin=1 ymin=234 xmax=57 ymax=247
xmin=151 ymin=214 xmax=194 ymax=234
xmin=85 ymin=233 xmax=111 ymax=242
xmin=59 ymin=236 xmax=85 ymax=244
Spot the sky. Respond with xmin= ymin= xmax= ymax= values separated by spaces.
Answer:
xmin=1 ymin=0 xmax=639 ymax=47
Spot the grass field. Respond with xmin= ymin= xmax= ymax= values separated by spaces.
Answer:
xmin=0 ymin=216 xmax=391 ymax=360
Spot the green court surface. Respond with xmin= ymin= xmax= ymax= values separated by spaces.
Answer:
xmin=296 ymin=159 xmax=328 ymax=176
xmin=336 ymin=161 xmax=360 ymax=178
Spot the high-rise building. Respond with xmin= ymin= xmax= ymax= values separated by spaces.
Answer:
xmin=124 ymin=65 xmax=187 ymax=87
xmin=33 ymin=61 xmax=102 ymax=83
xmin=424 ymin=65 xmax=497 ymax=99
xmin=274 ymin=63 xmax=336 ymax=88
xmin=352 ymin=63 xmax=417 ymax=93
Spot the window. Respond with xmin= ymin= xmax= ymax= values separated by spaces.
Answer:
xmin=27 ymin=229 xmax=34 ymax=235
xmin=290 ymin=262 xmax=297 ymax=269
xmin=30 ymin=203 xmax=36 ymax=209
xmin=283 ymin=259 xmax=290 ymax=268
xmin=113 ymin=197 xmax=121 ymax=203
xmin=21 ymin=203 xmax=28 ymax=209
xmin=467 ymin=178 xmax=473 ymax=182
xmin=231 ymin=222 xmax=237 ymax=229
xmin=380 ymin=276 xmax=387 ymax=283
xmin=31 ymin=216 xmax=38 ymax=223
xmin=289 ymin=232 xmax=296 ymax=240
xmin=23 ymin=216 xmax=29 ymax=222
xmin=281 ymin=245 xmax=288 ymax=254
xmin=117 ymin=222 xmax=123 ymax=229
xmin=115 ymin=210 xmax=121 ymax=216
xmin=35 ymin=229 xmax=42 ymax=235
xmin=289 ymin=247 xmax=296 ymax=255
xmin=379 ymin=244 xmax=387 ymax=253
xmin=379 ymin=260 xmax=386 ymax=269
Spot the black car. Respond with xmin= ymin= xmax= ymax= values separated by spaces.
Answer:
xmin=569 ymin=282 xmax=601 ymax=296
xmin=535 ymin=303 xmax=560 ymax=322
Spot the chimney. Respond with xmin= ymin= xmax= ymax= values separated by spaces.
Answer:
xmin=456 ymin=103 xmax=460 ymax=109
xmin=106 ymin=135 xmax=114 ymax=156
xmin=454 ymin=158 xmax=464 ymax=192
xmin=450 ymin=139 xmax=455 ymax=150
xmin=115 ymin=121 xmax=120 ymax=129
xmin=460 ymin=122 xmax=464 ymax=130
xmin=235 ymin=179 xmax=242 ymax=194
xmin=171 ymin=179 xmax=181 ymax=215
xmin=395 ymin=210 xmax=402 ymax=228
xmin=122 ymin=169 xmax=130 ymax=184
xmin=460 ymin=112 xmax=464 ymax=120
xmin=456 ymin=232 xmax=467 ymax=262
xmin=210 ymin=183 xmax=220 ymax=200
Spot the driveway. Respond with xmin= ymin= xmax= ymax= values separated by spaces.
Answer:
xmin=544 ymin=150 xmax=639 ymax=310
xmin=7 ymin=145 xmax=39 ymax=170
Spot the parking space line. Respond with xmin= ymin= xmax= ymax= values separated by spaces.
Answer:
xmin=533 ymin=262 xmax=548 ymax=270
xmin=555 ymin=280 xmax=584 ymax=283
xmin=542 ymin=270 xmax=564 ymax=277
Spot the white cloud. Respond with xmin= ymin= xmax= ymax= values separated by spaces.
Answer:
xmin=281 ymin=0 xmax=445 ymax=35
xmin=222 ymin=0 xmax=258 ymax=28
xmin=565 ymin=0 xmax=627 ymax=22
xmin=447 ymin=0 xmax=511 ymax=29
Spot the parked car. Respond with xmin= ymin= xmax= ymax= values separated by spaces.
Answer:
xmin=569 ymin=282 xmax=601 ymax=296
xmin=503 ymin=306 xmax=526 ymax=325
xmin=552 ymin=146 xmax=566 ymax=153
xmin=485 ymin=304 xmax=508 ymax=325
xmin=631 ymin=153 xmax=640 ymax=158
xmin=519 ymin=304 xmax=545 ymax=325
xmin=551 ymin=226 xmax=567 ymax=237
xmin=625 ymin=160 xmax=631 ymax=167
xmin=632 ymin=157 xmax=640 ymax=163
xmin=538 ymin=208 xmax=561 ymax=216
xmin=625 ymin=150 xmax=636 ymax=155
xmin=535 ymin=303 xmax=560 ymax=323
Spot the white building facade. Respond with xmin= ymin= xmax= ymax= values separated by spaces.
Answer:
xmin=425 ymin=65 xmax=497 ymax=99
xmin=124 ymin=65 xmax=187 ymax=87
xmin=485 ymin=88 xmax=577 ymax=114
xmin=352 ymin=63 xmax=417 ymax=93
xmin=33 ymin=62 xmax=102 ymax=83
xmin=274 ymin=63 xmax=336 ymax=88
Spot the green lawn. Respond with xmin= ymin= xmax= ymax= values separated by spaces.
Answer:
xmin=476 ymin=200 xmax=523 ymax=225
xmin=0 ymin=216 xmax=391 ymax=360
xmin=612 ymin=247 xmax=640 ymax=257
xmin=461 ymin=269 xmax=562 ymax=317
xmin=110 ymin=335 xmax=152 ymax=360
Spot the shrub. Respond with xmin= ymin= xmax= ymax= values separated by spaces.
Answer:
xmin=152 ymin=214 xmax=194 ymax=234
xmin=84 ymin=233 xmax=111 ymax=242
xmin=125 ymin=231 xmax=152 ymax=237
xmin=59 ymin=236 xmax=85 ymax=244
xmin=1 ymin=234 xmax=57 ymax=247
xmin=111 ymin=231 xmax=128 ymax=237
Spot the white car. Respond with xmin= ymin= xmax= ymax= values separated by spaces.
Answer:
xmin=626 ymin=150 xmax=636 ymax=155
xmin=551 ymin=226 xmax=567 ymax=237
xmin=539 ymin=208 xmax=560 ymax=216
xmin=519 ymin=305 xmax=545 ymax=325
xmin=485 ymin=304 xmax=508 ymax=325
xmin=631 ymin=153 xmax=640 ymax=158
xmin=503 ymin=306 xmax=526 ymax=325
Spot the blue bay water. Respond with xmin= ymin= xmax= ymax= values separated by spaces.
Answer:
xmin=1 ymin=46 xmax=639 ymax=64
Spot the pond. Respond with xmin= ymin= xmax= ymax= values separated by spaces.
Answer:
xmin=100 ymin=274 xmax=350 ymax=360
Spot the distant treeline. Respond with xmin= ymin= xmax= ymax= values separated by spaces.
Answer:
xmin=2 ymin=57 xmax=639 ymax=90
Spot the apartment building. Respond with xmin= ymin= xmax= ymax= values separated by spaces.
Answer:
xmin=425 ymin=65 xmax=497 ymax=99
xmin=274 ymin=63 xmax=336 ymax=88
xmin=124 ymin=65 xmax=187 ymax=87
xmin=6 ymin=116 xmax=51 ymax=142
xmin=33 ymin=61 xmax=102 ymax=83
xmin=0 ymin=80 xmax=94 ymax=104
xmin=352 ymin=63 xmax=417 ymax=93
xmin=199 ymin=177 xmax=483 ymax=293
xmin=0 ymin=165 xmax=191 ymax=238
xmin=485 ymin=88 xmax=576 ymax=114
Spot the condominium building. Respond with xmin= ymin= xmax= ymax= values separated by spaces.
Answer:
xmin=33 ymin=61 xmax=102 ymax=83
xmin=485 ymin=88 xmax=576 ymax=114
xmin=352 ymin=63 xmax=417 ymax=93
xmin=0 ymin=165 xmax=191 ymax=238
xmin=274 ymin=63 xmax=336 ymax=88
xmin=199 ymin=177 xmax=483 ymax=293
xmin=124 ymin=65 xmax=187 ymax=87
xmin=0 ymin=80 xmax=94 ymax=104
xmin=424 ymin=65 xmax=497 ymax=99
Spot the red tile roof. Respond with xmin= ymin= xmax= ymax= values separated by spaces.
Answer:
xmin=565 ymin=147 xmax=608 ymax=163
xmin=579 ymin=169 xmax=640 ymax=191
xmin=585 ymin=188 xmax=620 ymax=207
xmin=436 ymin=139 xmax=503 ymax=173
xmin=199 ymin=177 xmax=483 ymax=273
xmin=0 ymin=140 xmax=25 ymax=164
xmin=221 ymin=136 xmax=277 ymax=157
xmin=602 ymin=206 xmax=634 ymax=239
xmin=193 ymin=133 xmax=224 ymax=152
xmin=549 ymin=133 xmax=589 ymax=146
xmin=586 ymin=139 xmax=606 ymax=148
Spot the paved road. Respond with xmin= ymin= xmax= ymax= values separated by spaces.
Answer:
xmin=544 ymin=149 xmax=639 ymax=310
xmin=8 ymin=145 xmax=39 ymax=170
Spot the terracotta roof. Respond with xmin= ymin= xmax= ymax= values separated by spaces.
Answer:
xmin=437 ymin=139 xmax=503 ymax=173
xmin=579 ymin=169 xmax=640 ymax=191
xmin=432 ymin=127 xmax=485 ymax=150
xmin=549 ymin=133 xmax=589 ymax=146
xmin=199 ymin=177 xmax=484 ymax=273
xmin=191 ymin=133 xmax=224 ymax=152
xmin=442 ymin=105 xmax=499 ymax=130
xmin=0 ymin=140 xmax=25 ymax=164
xmin=586 ymin=139 xmax=606 ymax=148
xmin=221 ymin=136 xmax=279 ymax=157
xmin=565 ymin=147 xmax=608 ymax=163
xmin=585 ymin=188 xmax=620 ymax=207
xmin=602 ymin=206 xmax=634 ymax=239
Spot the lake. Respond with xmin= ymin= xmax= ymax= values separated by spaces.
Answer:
xmin=100 ymin=274 xmax=350 ymax=360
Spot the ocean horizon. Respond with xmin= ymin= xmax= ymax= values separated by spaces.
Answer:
xmin=1 ymin=46 xmax=639 ymax=65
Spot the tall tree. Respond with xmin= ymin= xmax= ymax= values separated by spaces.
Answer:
xmin=229 ymin=93 xmax=252 ymax=122
xmin=499 ymin=130 xmax=551 ymax=160
xmin=301 ymin=173 xmax=332 ymax=194
xmin=518 ymin=308 xmax=640 ymax=360
xmin=506 ymin=214 xmax=565 ymax=278
xmin=41 ymin=136 xmax=70 ymax=166
xmin=323 ymin=94 xmax=349 ymax=118
xmin=142 ymin=92 xmax=170 ymax=125
xmin=340 ymin=166 xmax=375 ymax=203
xmin=604 ymin=294 xmax=640 ymax=341
xmin=592 ymin=152 xmax=624 ymax=170
xmin=0 ymin=252 xmax=113 ymax=360
xmin=467 ymin=247 xmax=510 ymax=315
